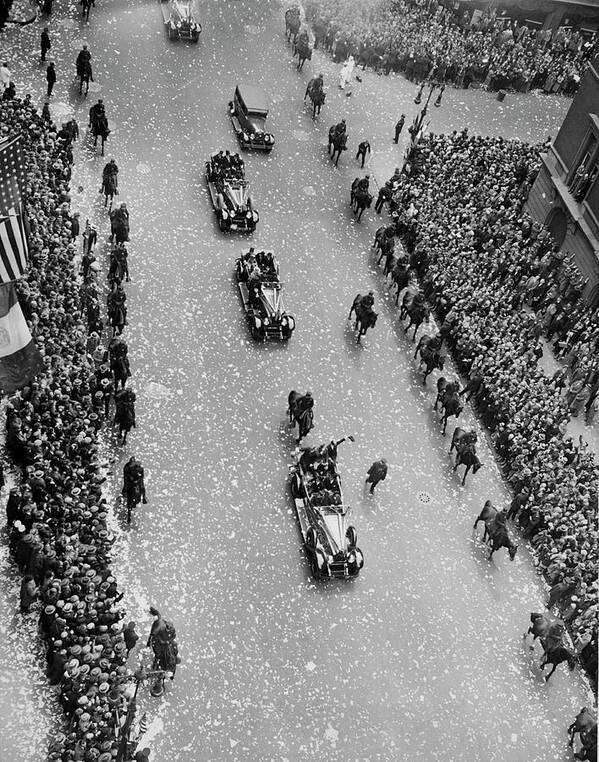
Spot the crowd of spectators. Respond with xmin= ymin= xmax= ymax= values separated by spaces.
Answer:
xmin=387 ymin=130 xmax=598 ymax=682
xmin=1 ymin=92 xmax=137 ymax=761
xmin=305 ymin=0 xmax=597 ymax=96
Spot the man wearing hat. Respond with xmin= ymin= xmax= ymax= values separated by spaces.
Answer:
xmin=365 ymin=458 xmax=388 ymax=494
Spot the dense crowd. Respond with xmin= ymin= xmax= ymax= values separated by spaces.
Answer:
xmin=1 ymin=93 xmax=137 ymax=761
xmin=305 ymin=0 xmax=597 ymax=95
xmin=389 ymin=130 xmax=598 ymax=680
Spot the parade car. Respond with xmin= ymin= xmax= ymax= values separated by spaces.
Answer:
xmin=228 ymin=84 xmax=275 ymax=152
xmin=235 ymin=251 xmax=295 ymax=340
xmin=205 ymin=152 xmax=259 ymax=232
xmin=289 ymin=441 xmax=364 ymax=580
xmin=160 ymin=0 xmax=201 ymax=42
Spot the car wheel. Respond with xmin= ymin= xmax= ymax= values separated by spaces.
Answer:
xmin=310 ymin=556 xmax=322 ymax=580
xmin=290 ymin=474 xmax=302 ymax=498
xmin=218 ymin=216 xmax=227 ymax=232
xmin=346 ymin=525 xmax=358 ymax=549
xmin=306 ymin=526 xmax=317 ymax=549
xmin=250 ymin=323 xmax=262 ymax=341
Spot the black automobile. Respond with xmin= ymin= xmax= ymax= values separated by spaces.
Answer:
xmin=228 ymin=84 xmax=275 ymax=152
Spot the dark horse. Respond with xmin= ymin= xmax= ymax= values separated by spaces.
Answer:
xmin=435 ymin=377 xmax=463 ymax=435
xmin=328 ymin=126 xmax=348 ymax=167
xmin=285 ymin=7 xmax=301 ymax=42
xmin=111 ymin=354 xmax=131 ymax=391
xmin=304 ymin=79 xmax=326 ymax=119
xmin=89 ymin=111 xmax=109 ymax=156
xmin=568 ymin=708 xmax=597 ymax=761
xmin=113 ymin=388 xmax=136 ymax=444
xmin=450 ymin=426 xmax=483 ymax=485
xmin=526 ymin=611 xmax=577 ymax=680
xmin=348 ymin=294 xmax=378 ymax=344
xmin=287 ymin=390 xmax=314 ymax=443
xmin=473 ymin=500 xmax=518 ymax=561
xmin=147 ymin=608 xmax=179 ymax=696
xmin=78 ymin=60 xmax=93 ymax=96
xmin=122 ymin=462 xmax=146 ymax=523
xmin=101 ymin=171 xmax=117 ymax=210
xmin=400 ymin=287 xmax=430 ymax=341
xmin=294 ymin=36 xmax=312 ymax=71
xmin=350 ymin=178 xmax=372 ymax=221
xmin=414 ymin=334 xmax=445 ymax=384
xmin=110 ymin=206 xmax=129 ymax=244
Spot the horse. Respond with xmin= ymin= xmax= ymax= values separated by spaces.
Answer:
xmin=348 ymin=294 xmax=377 ymax=344
xmin=414 ymin=334 xmax=445 ymax=383
xmin=436 ymin=378 xmax=463 ymax=434
xmin=569 ymin=708 xmax=597 ymax=761
xmin=123 ymin=472 xmax=145 ymax=523
xmin=540 ymin=643 xmax=577 ymax=682
xmin=388 ymin=262 xmax=412 ymax=305
xmin=107 ymin=247 xmax=129 ymax=284
xmin=113 ymin=389 xmax=136 ymax=444
xmin=473 ymin=500 xmax=518 ymax=560
xmin=111 ymin=354 xmax=131 ymax=391
xmin=90 ymin=113 xmax=110 ymax=155
xmin=293 ymin=37 xmax=312 ymax=71
xmin=357 ymin=45 xmax=383 ymax=71
xmin=527 ymin=612 xmax=566 ymax=651
xmin=101 ymin=171 xmax=118 ymax=210
xmin=287 ymin=390 xmax=314 ymax=443
xmin=107 ymin=295 xmax=127 ymax=337
xmin=285 ymin=7 xmax=301 ymax=42
xmin=78 ymin=60 xmax=93 ymax=96
xmin=328 ymin=126 xmax=348 ymax=167
xmin=399 ymin=287 xmax=430 ymax=341
xmin=350 ymin=179 xmax=372 ymax=221
xmin=304 ymin=80 xmax=326 ymax=119
xmin=110 ymin=207 xmax=129 ymax=243
xmin=450 ymin=426 xmax=483 ymax=485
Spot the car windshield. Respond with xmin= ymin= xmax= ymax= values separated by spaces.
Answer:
xmin=247 ymin=114 xmax=267 ymax=133
xmin=169 ymin=0 xmax=199 ymax=20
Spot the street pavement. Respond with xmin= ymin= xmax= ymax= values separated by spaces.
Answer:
xmin=0 ymin=1 xmax=593 ymax=760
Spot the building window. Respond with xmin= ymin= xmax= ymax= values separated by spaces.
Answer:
xmin=568 ymin=133 xmax=598 ymax=194
xmin=572 ymin=160 xmax=598 ymax=202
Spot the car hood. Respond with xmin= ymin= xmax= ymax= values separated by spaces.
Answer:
xmin=223 ymin=180 xmax=249 ymax=209
xmin=246 ymin=115 xmax=268 ymax=135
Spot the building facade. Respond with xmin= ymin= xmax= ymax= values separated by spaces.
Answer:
xmin=526 ymin=54 xmax=599 ymax=306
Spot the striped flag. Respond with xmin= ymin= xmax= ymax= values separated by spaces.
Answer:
xmin=0 ymin=210 xmax=28 ymax=282
xmin=0 ymin=135 xmax=25 ymax=213
xmin=0 ymin=136 xmax=28 ymax=282
xmin=0 ymin=282 xmax=43 ymax=394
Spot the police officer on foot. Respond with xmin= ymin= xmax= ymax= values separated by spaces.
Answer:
xmin=365 ymin=458 xmax=387 ymax=494
xmin=394 ymin=114 xmax=405 ymax=143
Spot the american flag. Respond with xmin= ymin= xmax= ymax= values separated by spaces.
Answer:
xmin=0 ymin=135 xmax=25 ymax=215
xmin=0 ymin=136 xmax=28 ymax=281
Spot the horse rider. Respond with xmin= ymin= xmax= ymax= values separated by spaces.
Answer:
xmin=123 ymin=456 xmax=147 ymax=502
xmin=107 ymin=282 xmax=127 ymax=322
xmin=360 ymin=291 xmax=375 ymax=311
xmin=109 ymin=335 xmax=128 ymax=361
xmin=333 ymin=118 xmax=346 ymax=139
xmin=295 ymin=391 xmax=313 ymax=418
xmin=76 ymin=45 xmax=91 ymax=78
xmin=356 ymin=174 xmax=370 ymax=194
xmin=102 ymin=158 xmax=118 ymax=183
xmin=388 ymin=166 xmax=402 ymax=187
xmin=306 ymin=73 xmax=324 ymax=96
xmin=109 ymin=242 xmax=129 ymax=282
xmin=115 ymin=387 xmax=136 ymax=422
xmin=296 ymin=27 xmax=309 ymax=47
xmin=88 ymin=98 xmax=105 ymax=128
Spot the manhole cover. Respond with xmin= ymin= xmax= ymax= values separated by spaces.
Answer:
xmin=417 ymin=491 xmax=431 ymax=504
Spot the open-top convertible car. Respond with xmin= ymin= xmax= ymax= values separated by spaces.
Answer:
xmin=228 ymin=84 xmax=275 ymax=152
xmin=206 ymin=151 xmax=259 ymax=232
xmin=235 ymin=250 xmax=295 ymax=341
xmin=160 ymin=0 xmax=201 ymax=42
xmin=289 ymin=438 xmax=363 ymax=580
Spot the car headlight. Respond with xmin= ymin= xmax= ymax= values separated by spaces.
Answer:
xmin=250 ymin=133 xmax=255 ymax=140
xmin=246 ymin=211 xmax=251 ymax=219
xmin=221 ymin=210 xmax=229 ymax=219
xmin=242 ymin=133 xmax=248 ymax=141
xmin=252 ymin=211 xmax=258 ymax=221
